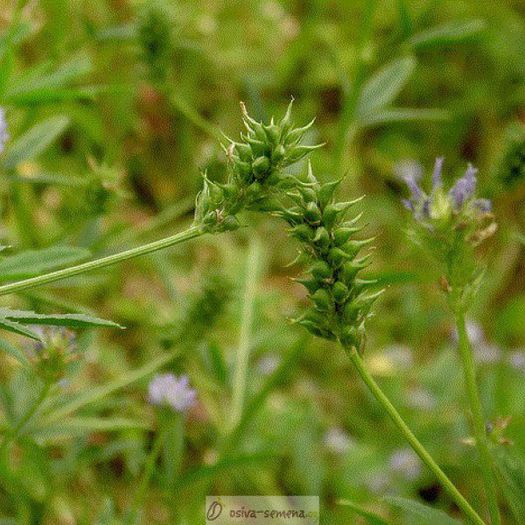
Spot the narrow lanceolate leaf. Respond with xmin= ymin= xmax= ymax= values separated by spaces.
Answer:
xmin=0 ymin=246 xmax=91 ymax=281
xmin=0 ymin=317 xmax=41 ymax=341
xmin=0 ymin=309 xmax=124 ymax=330
xmin=407 ymin=19 xmax=486 ymax=49
xmin=384 ymin=497 xmax=461 ymax=525
xmin=360 ymin=108 xmax=449 ymax=127
xmin=2 ymin=115 xmax=70 ymax=169
xmin=356 ymin=56 xmax=417 ymax=118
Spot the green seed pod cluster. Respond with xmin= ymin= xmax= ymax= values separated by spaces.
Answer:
xmin=194 ymin=101 xmax=321 ymax=233
xmin=276 ymin=166 xmax=382 ymax=353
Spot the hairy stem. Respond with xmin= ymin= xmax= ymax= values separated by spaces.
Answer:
xmin=345 ymin=346 xmax=485 ymax=525
xmin=455 ymin=311 xmax=501 ymax=525
xmin=0 ymin=226 xmax=205 ymax=296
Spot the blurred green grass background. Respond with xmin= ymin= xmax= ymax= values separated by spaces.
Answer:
xmin=0 ymin=0 xmax=525 ymax=523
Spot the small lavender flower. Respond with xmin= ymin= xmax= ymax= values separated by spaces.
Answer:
xmin=451 ymin=320 xmax=484 ymax=346
xmin=406 ymin=387 xmax=437 ymax=411
xmin=432 ymin=156 xmax=444 ymax=189
xmin=148 ymin=373 xmax=196 ymax=413
xmin=474 ymin=343 xmax=502 ymax=365
xmin=449 ymin=164 xmax=478 ymax=209
xmin=257 ymin=354 xmax=280 ymax=375
xmin=0 ymin=107 xmax=8 ymax=154
xmin=507 ymin=351 xmax=525 ymax=372
xmin=389 ymin=447 xmax=422 ymax=480
xmin=323 ymin=427 xmax=355 ymax=454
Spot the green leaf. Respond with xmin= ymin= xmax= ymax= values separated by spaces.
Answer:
xmin=360 ymin=107 xmax=449 ymax=127
xmin=356 ymin=56 xmax=416 ymax=118
xmin=0 ymin=309 xmax=124 ymax=330
xmin=2 ymin=115 xmax=70 ymax=169
xmin=384 ymin=497 xmax=461 ymax=525
xmin=407 ymin=19 xmax=486 ymax=49
xmin=0 ymin=246 xmax=90 ymax=281
xmin=5 ymin=55 xmax=92 ymax=98
xmin=337 ymin=499 xmax=388 ymax=525
xmin=0 ymin=337 xmax=31 ymax=367
xmin=33 ymin=417 xmax=150 ymax=441
xmin=0 ymin=318 xmax=41 ymax=340
xmin=492 ymin=447 xmax=525 ymax=524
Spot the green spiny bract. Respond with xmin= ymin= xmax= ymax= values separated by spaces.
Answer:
xmin=278 ymin=166 xmax=381 ymax=353
xmin=194 ymin=101 xmax=320 ymax=233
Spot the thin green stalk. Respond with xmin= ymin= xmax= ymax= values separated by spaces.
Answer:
xmin=230 ymin=237 xmax=261 ymax=430
xmin=42 ymin=350 xmax=181 ymax=424
xmin=345 ymin=346 xmax=485 ymax=525
xmin=455 ymin=311 xmax=501 ymax=525
xmin=0 ymin=226 xmax=205 ymax=297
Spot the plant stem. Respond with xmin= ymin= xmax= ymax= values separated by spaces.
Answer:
xmin=455 ymin=311 xmax=501 ymax=525
xmin=345 ymin=347 xmax=485 ymax=525
xmin=0 ymin=226 xmax=205 ymax=297
xmin=230 ymin=237 xmax=261 ymax=430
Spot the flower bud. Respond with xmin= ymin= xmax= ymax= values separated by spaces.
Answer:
xmin=264 ymin=123 xmax=280 ymax=144
xmin=252 ymin=156 xmax=271 ymax=178
xmin=304 ymin=202 xmax=322 ymax=224
xmin=339 ymin=326 xmax=359 ymax=349
xmin=313 ymin=227 xmax=330 ymax=249
xmin=235 ymin=143 xmax=252 ymax=161
xmin=271 ymin=144 xmax=286 ymax=162
xmin=327 ymin=247 xmax=350 ymax=267
xmin=291 ymin=224 xmax=314 ymax=242
xmin=310 ymin=261 xmax=332 ymax=280
xmin=311 ymin=288 xmax=332 ymax=311
xmin=332 ymin=281 xmax=349 ymax=303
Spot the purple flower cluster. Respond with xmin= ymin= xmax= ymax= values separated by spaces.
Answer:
xmin=148 ymin=373 xmax=196 ymax=413
xmin=400 ymin=157 xmax=492 ymax=223
xmin=0 ymin=107 xmax=8 ymax=154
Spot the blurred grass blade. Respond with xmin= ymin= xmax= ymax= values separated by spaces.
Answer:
xmin=0 ymin=337 xmax=31 ymax=367
xmin=337 ymin=499 xmax=388 ymax=525
xmin=492 ymin=447 xmax=525 ymax=524
xmin=4 ymin=55 xmax=92 ymax=98
xmin=176 ymin=453 xmax=276 ymax=489
xmin=407 ymin=19 xmax=486 ymax=49
xmin=384 ymin=496 xmax=462 ymax=525
xmin=360 ymin=108 xmax=449 ymax=126
xmin=356 ymin=56 xmax=416 ymax=118
xmin=43 ymin=350 xmax=180 ymax=423
xmin=2 ymin=116 xmax=70 ymax=169
xmin=0 ymin=246 xmax=91 ymax=281
xmin=34 ymin=417 xmax=151 ymax=440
